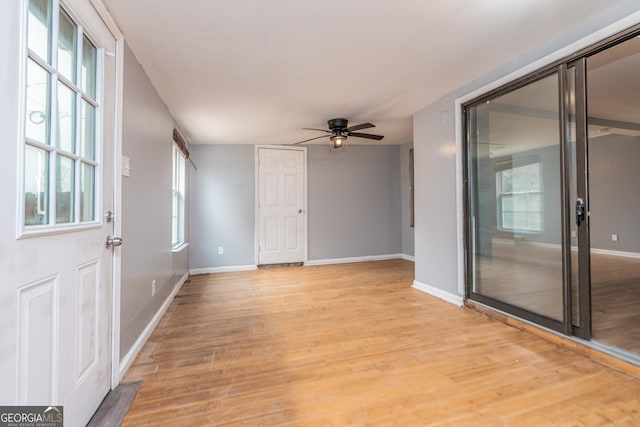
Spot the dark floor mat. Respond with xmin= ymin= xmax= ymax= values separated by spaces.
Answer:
xmin=86 ymin=381 xmax=142 ymax=427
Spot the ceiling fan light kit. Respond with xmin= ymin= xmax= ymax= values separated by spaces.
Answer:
xmin=330 ymin=131 xmax=346 ymax=149
xmin=294 ymin=118 xmax=384 ymax=149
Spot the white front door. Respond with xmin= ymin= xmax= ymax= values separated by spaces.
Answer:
xmin=0 ymin=1 xmax=117 ymax=425
xmin=257 ymin=147 xmax=306 ymax=265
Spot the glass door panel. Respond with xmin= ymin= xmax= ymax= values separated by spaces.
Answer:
xmin=467 ymin=73 xmax=565 ymax=326
xmin=586 ymin=36 xmax=640 ymax=354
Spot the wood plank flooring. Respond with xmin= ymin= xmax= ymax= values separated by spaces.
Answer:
xmin=475 ymin=241 xmax=640 ymax=353
xmin=122 ymin=260 xmax=640 ymax=426
xmin=591 ymin=253 xmax=640 ymax=354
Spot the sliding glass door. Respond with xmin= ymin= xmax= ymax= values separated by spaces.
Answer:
xmin=466 ymin=72 xmax=565 ymax=330
xmin=585 ymin=36 xmax=640 ymax=354
xmin=464 ymin=29 xmax=640 ymax=356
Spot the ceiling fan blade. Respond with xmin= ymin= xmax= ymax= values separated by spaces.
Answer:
xmin=348 ymin=132 xmax=384 ymax=141
xmin=346 ymin=122 xmax=375 ymax=132
xmin=302 ymin=127 xmax=332 ymax=133
xmin=293 ymin=135 xmax=328 ymax=145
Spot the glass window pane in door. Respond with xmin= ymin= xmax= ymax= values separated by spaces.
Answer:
xmin=81 ymin=100 xmax=95 ymax=160
xmin=467 ymin=73 xmax=564 ymax=321
xmin=24 ymin=145 xmax=49 ymax=225
xmin=26 ymin=59 xmax=50 ymax=144
xmin=56 ymin=155 xmax=74 ymax=224
xmin=80 ymin=162 xmax=95 ymax=222
xmin=28 ymin=0 xmax=50 ymax=62
xmin=82 ymin=36 xmax=97 ymax=99
xmin=587 ymin=37 xmax=640 ymax=354
xmin=57 ymin=82 xmax=75 ymax=153
xmin=58 ymin=9 xmax=77 ymax=83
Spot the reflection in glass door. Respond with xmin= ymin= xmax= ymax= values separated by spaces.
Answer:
xmin=466 ymin=73 xmax=565 ymax=329
xmin=586 ymin=37 xmax=640 ymax=354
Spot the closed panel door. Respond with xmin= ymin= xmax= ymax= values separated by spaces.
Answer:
xmin=0 ymin=1 xmax=117 ymax=425
xmin=258 ymin=148 xmax=305 ymax=264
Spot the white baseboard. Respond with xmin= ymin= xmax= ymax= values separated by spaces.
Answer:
xmin=402 ymin=254 xmax=415 ymax=262
xmin=119 ymin=272 xmax=188 ymax=380
xmin=497 ymin=239 xmax=640 ymax=259
xmin=412 ymin=280 xmax=464 ymax=307
xmin=304 ymin=253 xmax=404 ymax=267
xmin=590 ymin=248 xmax=640 ymax=259
xmin=189 ymin=265 xmax=258 ymax=275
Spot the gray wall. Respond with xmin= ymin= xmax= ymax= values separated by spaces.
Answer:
xmin=400 ymin=143 xmax=415 ymax=257
xmin=188 ymin=144 xmax=405 ymax=269
xmin=413 ymin=1 xmax=640 ymax=296
xmin=189 ymin=145 xmax=255 ymax=269
xmin=120 ymin=43 xmax=189 ymax=359
xmin=307 ymin=145 xmax=402 ymax=260
xmin=589 ymin=135 xmax=640 ymax=253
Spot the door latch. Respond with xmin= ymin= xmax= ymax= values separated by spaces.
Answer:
xmin=575 ymin=198 xmax=586 ymax=226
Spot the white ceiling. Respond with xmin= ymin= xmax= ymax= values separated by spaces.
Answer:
xmin=102 ymin=0 xmax=630 ymax=146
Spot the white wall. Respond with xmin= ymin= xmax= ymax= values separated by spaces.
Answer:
xmin=412 ymin=2 xmax=640 ymax=299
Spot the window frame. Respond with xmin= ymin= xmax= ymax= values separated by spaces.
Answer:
xmin=409 ymin=148 xmax=414 ymax=228
xmin=171 ymin=144 xmax=186 ymax=250
xmin=18 ymin=0 xmax=104 ymax=238
xmin=495 ymin=159 xmax=544 ymax=233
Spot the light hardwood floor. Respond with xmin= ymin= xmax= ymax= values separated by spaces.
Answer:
xmin=122 ymin=260 xmax=640 ymax=426
xmin=475 ymin=241 xmax=640 ymax=354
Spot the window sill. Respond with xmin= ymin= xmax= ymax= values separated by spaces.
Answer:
xmin=18 ymin=221 xmax=102 ymax=239
xmin=172 ymin=242 xmax=189 ymax=253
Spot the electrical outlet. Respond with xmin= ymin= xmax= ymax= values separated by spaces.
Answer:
xmin=151 ymin=279 xmax=156 ymax=296
xmin=611 ymin=234 xmax=619 ymax=242
xmin=218 ymin=246 xmax=224 ymax=255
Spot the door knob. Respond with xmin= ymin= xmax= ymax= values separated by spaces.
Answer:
xmin=298 ymin=209 xmax=305 ymax=213
xmin=106 ymin=236 xmax=123 ymax=248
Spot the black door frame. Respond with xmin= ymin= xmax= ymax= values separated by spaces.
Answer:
xmin=462 ymin=24 xmax=640 ymax=341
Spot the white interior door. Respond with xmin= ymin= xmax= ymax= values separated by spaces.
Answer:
xmin=0 ymin=1 xmax=117 ymax=425
xmin=258 ymin=147 xmax=306 ymax=265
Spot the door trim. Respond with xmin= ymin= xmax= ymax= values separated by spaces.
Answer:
xmin=254 ymin=145 xmax=307 ymax=266
xmin=89 ymin=0 xmax=125 ymax=388
xmin=110 ymin=36 xmax=124 ymax=387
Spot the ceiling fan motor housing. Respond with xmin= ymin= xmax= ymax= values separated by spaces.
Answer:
xmin=328 ymin=118 xmax=348 ymax=131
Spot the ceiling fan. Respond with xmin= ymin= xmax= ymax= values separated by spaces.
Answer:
xmin=294 ymin=118 xmax=384 ymax=149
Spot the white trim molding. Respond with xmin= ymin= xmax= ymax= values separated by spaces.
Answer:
xmin=401 ymin=254 xmax=415 ymax=262
xmin=412 ymin=280 xmax=464 ymax=307
xmin=304 ymin=254 xmax=404 ymax=267
xmin=189 ymin=265 xmax=258 ymax=275
xmin=590 ymin=248 xmax=640 ymax=259
xmin=118 ymin=272 xmax=188 ymax=380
